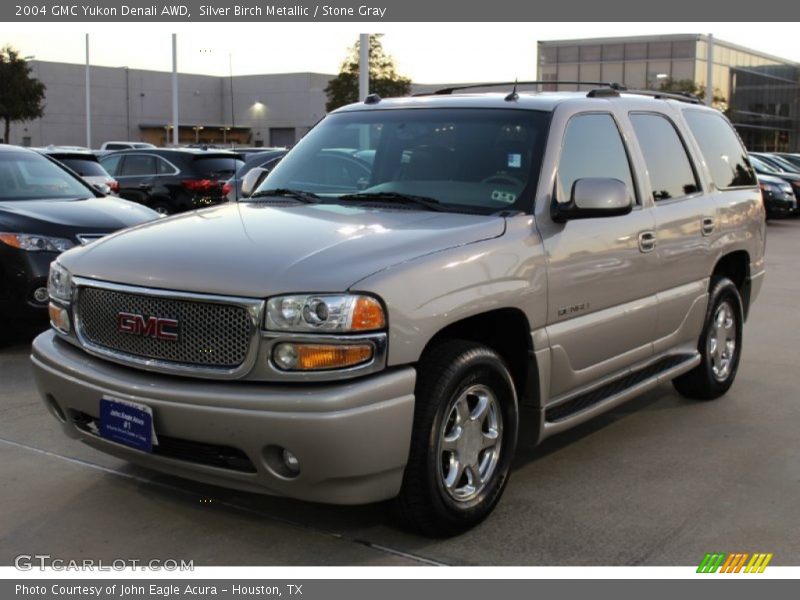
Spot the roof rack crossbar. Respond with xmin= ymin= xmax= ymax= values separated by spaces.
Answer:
xmin=414 ymin=80 xmax=627 ymax=96
xmin=620 ymin=89 xmax=703 ymax=104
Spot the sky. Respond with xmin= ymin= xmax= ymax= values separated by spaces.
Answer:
xmin=3 ymin=23 xmax=799 ymax=84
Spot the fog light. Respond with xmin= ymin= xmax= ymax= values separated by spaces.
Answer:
xmin=272 ymin=342 xmax=373 ymax=371
xmin=273 ymin=343 xmax=299 ymax=370
xmin=48 ymin=303 xmax=70 ymax=334
xmin=282 ymin=448 xmax=300 ymax=474
xmin=33 ymin=286 xmax=49 ymax=303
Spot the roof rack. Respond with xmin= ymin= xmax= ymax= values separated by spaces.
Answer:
xmin=415 ymin=80 xmax=627 ymax=96
xmin=620 ymin=89 xmax=703 ymax=104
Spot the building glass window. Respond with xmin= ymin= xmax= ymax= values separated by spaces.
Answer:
xmin=540 ymin=46 xmax=558 ymax=65
xmin=624 ymin=62 xmax=647 ymax=89
xmin=579 ymin=45 xmax=602 ymax=62
xmin=603 ymin=44 xmax=624 ymax=61
xmin=672 ymin=40 xmax=696 ymax=59
xmin=648 ymin=41 xmax=672 ymax=59
xmin=558 ymin=46 xmax=579 ymax=62
xmin=602 ymin=62 xmax=624 ymax=85
xmin=625 ymin=43 xmax=648 ymax=60
xmin=671 ymin=60 xmax=695 ymax=83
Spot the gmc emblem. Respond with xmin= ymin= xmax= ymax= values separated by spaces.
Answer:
xmin=117 ymin=312 xmax=179 ymax=342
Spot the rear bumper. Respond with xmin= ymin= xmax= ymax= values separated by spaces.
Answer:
xmin=31 ymin=330 xmax=416 ymax=504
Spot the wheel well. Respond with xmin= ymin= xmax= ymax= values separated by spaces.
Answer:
xmin=423 ymin=308 xmax=537 ymax=405
xmin=712 ymin=250 xmax=751 ymax=318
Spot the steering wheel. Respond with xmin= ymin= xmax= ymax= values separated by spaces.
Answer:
xmin=481 ymin=174 xmax=524 ymax=187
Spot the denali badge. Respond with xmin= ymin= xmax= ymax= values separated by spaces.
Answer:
xmin=117 ymin=312 xmax=179 ymax=341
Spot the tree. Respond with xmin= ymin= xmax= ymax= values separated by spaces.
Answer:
xmin=324 ymin=35 xmax=411 ymax=112
xmin=0 ymin=45 xmax=46 ymax=144
xmin=654 ymin=77 xmax=728 ymax=112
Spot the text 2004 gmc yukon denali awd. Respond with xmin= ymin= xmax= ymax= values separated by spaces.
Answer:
xmin=32 ymin=85 xmax=765 ymax=536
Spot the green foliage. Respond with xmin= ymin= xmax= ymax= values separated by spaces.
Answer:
xmin=0 ymin=45 xmax=46 ymax=143
xmin=655 ymin=77 xmax=728 ymax=111
xmin=324 ymin=35 xmax=411 ymax=112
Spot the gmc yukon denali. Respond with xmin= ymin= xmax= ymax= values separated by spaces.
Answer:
xmin=32 ymin=85 xmax=766 ymax=536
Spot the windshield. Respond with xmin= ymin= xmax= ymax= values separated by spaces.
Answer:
xmin=749 ymin=156 xmax=778 ymax=174
xmin=254 ymin=108 xmax=550 ymax=214
xmin=0 ymin=152 xmax=94 ymax=201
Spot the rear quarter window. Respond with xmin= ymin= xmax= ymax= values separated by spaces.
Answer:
xmin=59 ymin=158 xmax=108 ymax=177
xmin=682 ymin=110 xmax=757 ymax=189
xmin=192 ymin=156 xmax=245 ymax=178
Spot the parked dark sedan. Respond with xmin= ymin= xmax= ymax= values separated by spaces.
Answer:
xmin=100 ymin=149 xmax=244 ymax=215
xmin=758 ymin=173 xmax=797 ymax=218
xmin=773 ymin=153 xmax=800 ymax=170
xmin=0 ymin=146 xmax=157 ymax=322
xmin=749 ymin=155 xmax=800 ymax=211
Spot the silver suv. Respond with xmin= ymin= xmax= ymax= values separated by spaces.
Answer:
xmin=32 ymin=85 xmax=766 ymax=536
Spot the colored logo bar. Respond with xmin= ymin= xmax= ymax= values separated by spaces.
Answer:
xmin=697 ymin=552 xmax=773 ymax=573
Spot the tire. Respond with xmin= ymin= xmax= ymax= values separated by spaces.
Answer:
xmin=150 ymin=201 xmax=172 ymax=216
xmin=394 ymin=340 xmax=519 ymax=537
xmin=673 ymin=277 xmax=744 ymax=400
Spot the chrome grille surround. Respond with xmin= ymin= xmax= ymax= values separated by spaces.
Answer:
xmin=72 ymin=277 xmax=264 ymax=379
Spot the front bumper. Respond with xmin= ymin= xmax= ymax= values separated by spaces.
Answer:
xmin=31 ymin=330 xmax=416 ymax=504
xmin=0 ymin=246 xmax=56 ymax=318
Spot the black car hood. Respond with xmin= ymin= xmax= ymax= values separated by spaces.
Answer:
xmin=0 ymin=197 xmax=158 ymax=239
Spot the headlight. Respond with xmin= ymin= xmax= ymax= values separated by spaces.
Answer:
xmin=47 ymin=261 xmax=74 ymax=303
xmin=266 ymin=294 xmax=385 ymax=332
xmin=0 ymin=232 xmax=74 ymax=253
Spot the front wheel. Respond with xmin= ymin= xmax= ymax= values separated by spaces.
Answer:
xmin=673 ymin=277 xmax=744 ymax=400
xmin=394 ymin=340 xmax=518 ymax=537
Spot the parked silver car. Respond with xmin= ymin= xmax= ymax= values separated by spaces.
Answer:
xmin=32 ymin=85 xmax=765 ymax=535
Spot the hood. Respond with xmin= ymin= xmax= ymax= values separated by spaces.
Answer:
xmin=757 ymin=174 xmax=789 ymax=186
xmin=60 ymin=202 xmax=506 ymax=297
xmin=0 ymin=197 xmax=158 ymax=239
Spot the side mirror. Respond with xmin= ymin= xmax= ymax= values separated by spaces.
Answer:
xmin=241 ymin=167 xmax=269 ymax=198
xmin=552 ymin=177 xmax=633 ymax=222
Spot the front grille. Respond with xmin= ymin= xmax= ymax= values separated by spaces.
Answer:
xmin=75 ymin=286 xmax=253 ymax=370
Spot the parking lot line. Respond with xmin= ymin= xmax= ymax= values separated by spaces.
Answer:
xmin=0 ymin=436 xmax=446 ymax=567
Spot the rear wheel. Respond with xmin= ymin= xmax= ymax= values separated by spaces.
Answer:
xmin=673 ymin=277 xmax=744 ymax=400
xmin=150 ymin=201 xmax=172 ymax=215
xmin=394 ymin=340 xmax=518 ymax=537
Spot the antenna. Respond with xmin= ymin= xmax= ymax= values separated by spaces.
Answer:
xmin=505 ymin=79 xmax=519 ymax=102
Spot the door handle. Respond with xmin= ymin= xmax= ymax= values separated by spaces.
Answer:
xmin=638 ymin=231 xmax=657 ymax=253
xmin=701 ymin=217 xmax=715 ymax=236
xmin=138 ymin=183 xmax=152 ymax=190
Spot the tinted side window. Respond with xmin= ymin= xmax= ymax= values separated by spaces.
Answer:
xmin=121 ymin=155 xmax=157 ymax=176
xmin=100 ymin=154 xmax=122 ymax=176
xmin=156 ymin=158 xmax=175 ymax=175
xmin=558 ymin=113 xmax=635 ymax=204
xmin=683 ymin=110 xmax=757 ymax=188
xmin=630 ymin=113 xmax=699 ymax=201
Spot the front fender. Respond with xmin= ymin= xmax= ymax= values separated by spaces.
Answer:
xmin=350 ymin=215 xmax=548 ymax=366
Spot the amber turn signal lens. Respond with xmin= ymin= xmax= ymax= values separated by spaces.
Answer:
xmin=48 ymin=303 xmax=70 ymax=334
xmin=351 ymin=296 xmax=386 ymax=331
xmin=273 ymin=343 xmax=374 ymax=371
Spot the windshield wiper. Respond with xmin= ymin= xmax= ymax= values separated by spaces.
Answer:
xmin=248 ymin=188 xmax=320 ymax=203
xmin=336 ymin=192 xmax=445 ymax=212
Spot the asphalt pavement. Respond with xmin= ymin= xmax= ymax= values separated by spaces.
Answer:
xmin=1 ymin=219 xmax=798 ymax=566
